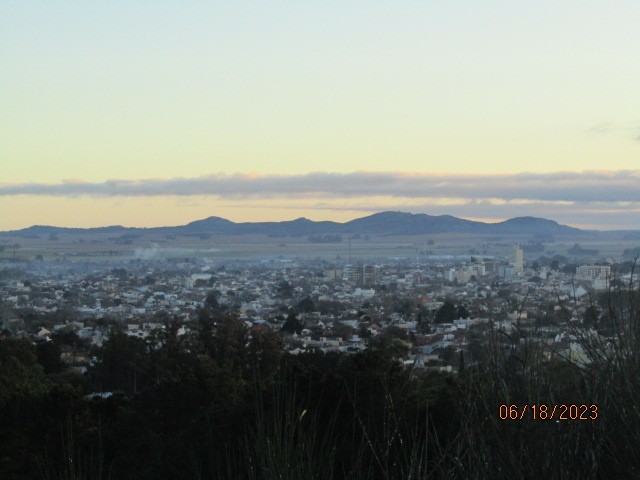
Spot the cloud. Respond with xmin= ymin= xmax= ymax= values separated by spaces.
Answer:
xmin=586 ymin=123 xmax=614 ymax=135
xmin=2 ymin=170 xmax=640 ymax=204
xmin=3 ymin=171 xmax=640 ymax=231
xmin=586 ymin=121 xmax=640 ymax=143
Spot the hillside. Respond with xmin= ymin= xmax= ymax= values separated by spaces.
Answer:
xmin=1 ymin=211 xmax=584 ymax=237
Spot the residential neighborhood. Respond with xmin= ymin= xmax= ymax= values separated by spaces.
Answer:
xmin=2 ymin=243 xmax=636 ymax=376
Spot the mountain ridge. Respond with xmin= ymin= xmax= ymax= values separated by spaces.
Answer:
xmin=0 ymin=211 xmax=587 ymax=237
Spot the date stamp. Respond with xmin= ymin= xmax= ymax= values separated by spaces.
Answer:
xmin=498 ymin=404 xmax=599 ymax=421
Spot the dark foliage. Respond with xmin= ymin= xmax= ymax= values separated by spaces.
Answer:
xmin=435 ymin=300 xmax=457 ymax=323
xmin=2 ymin=273 xmax=640 ymax=479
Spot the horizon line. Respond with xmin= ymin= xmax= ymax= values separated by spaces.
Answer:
xmin=0 ymin=210 xmax=606 ymax=234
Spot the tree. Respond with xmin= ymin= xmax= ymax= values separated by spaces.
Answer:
xmin=332 ymin=321 xmax=356 ymax=340
xmin=196 ymin=308 xmax=247 ymax=372
xmin=298 ymin=296 xmax=315 ymax=313
xmin=211 ymin=313 xmax=247 ymax=372
xmin=0 ymin=338 xmax=50 ymax=405
xmin=247 ymin=328 xmax=283 ymax=379
xmin=583 ymin=305 xmax=600 ymax=328
xmin=276 ymin=280 xmax=294 ymax=299
xmin=36 ymin=341 xmax=64 ymax=374
xmin=435 ymin=301 xmax=457 ymax=323
xmin=91 ymin=326 xmax=148 ymax=394
xmin=458 ymin=350 xmax=465 ymax=373
xmin=359 ymin=323 xmax=372 ymax=339
xmin=281 ymin=312 xmax=303 ymax=335
xmin=456 ymin=305 xmax=470 ymax=319
xmin=384 ymin=325 xmax=409 ymax=341
xmin=205 ymin=290 xmax=220 ymax=309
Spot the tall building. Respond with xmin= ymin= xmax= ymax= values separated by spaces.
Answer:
xmin=509 ymin=245 xmax=524 ymax=276
xmin=576 ymin=265 xmax=611 ymax=279
xmin=324 ymin=268 xmax=342 ymax=280
xmin=345 ymin=264 xmax=379 ymax=287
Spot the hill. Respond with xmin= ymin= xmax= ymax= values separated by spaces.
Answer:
xmin=0 ymin=211 xmax=584 ymax=237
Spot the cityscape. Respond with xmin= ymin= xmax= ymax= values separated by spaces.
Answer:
xmin=2 ymin=1 xmax=640 ymax=479
xmin=1 ymin=231 xmax=637 ymax=373
xmin=1 ymin=211 xmax=640 ymax=477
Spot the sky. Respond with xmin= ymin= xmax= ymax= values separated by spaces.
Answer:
xmin=1 ymin=1 xmax=640 ymax=231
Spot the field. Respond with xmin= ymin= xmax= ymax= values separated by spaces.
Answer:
xmin=1 ymin=230 xmax=638 ymax=265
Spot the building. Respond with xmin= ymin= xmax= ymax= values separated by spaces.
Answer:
xmin=186 ymin=273 xmax=212 ymax=288
xmin=345 ymin=264 xmax=379 ymax=287
xmin=576 ymin=265 xmax=611 ymax=280
xmin=509 ymin=245 xmax=524 ymax=276
xmin=446 ymin=265 xmax=481 ymax=284
xmin=324 ymin=269 xmax=342 ymax=280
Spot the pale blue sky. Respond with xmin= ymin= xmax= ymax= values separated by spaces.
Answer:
xmin=1 ymin=1 xmax=639 ymax=229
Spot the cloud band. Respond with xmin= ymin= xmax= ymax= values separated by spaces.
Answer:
xmin=2 ymin=170 xmax=640 ymax=204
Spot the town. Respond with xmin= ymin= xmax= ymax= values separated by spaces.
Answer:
xmin=3 ymin=234 xmax=640 ymax=478
xmin=2 ymin=242 xmax=636 ymax=377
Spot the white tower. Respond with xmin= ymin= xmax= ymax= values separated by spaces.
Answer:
xmin=509 ymin=245 xmax=524 ymax=276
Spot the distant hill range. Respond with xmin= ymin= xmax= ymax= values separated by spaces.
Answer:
xmin=1 ymin=211 xmax=586 ymax=237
